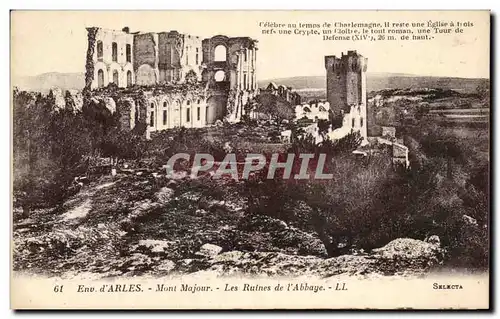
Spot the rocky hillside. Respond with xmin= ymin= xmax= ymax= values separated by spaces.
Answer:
xmin=13 ymin=168 xmax=445 ymax=280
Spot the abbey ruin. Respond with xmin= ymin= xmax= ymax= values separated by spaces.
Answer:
xmin=84 ymin=27 xmax=258 ymax=135
xmin=82 ymin=28 xmax=407 ymax=165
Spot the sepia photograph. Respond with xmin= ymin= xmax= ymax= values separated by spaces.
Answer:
xmin=10 ymin=10 xmax=490 ymax=309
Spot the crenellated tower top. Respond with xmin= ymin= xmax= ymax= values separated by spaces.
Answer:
xmin=325 ymin=50 xmax=368 ymax=75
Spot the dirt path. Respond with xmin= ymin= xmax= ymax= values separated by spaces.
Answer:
xmin=60 ymin=180 xmax=117 ymax=222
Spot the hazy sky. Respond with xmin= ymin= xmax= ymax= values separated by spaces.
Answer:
xmin=11 ymin=10 xmax=490 ymax=80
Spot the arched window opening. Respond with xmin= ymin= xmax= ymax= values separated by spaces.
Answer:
xmin=113 ymin=70 xmax=119 ymax=85
xmin=126 ymin=71 xmax=132 ymax=87
xmin=214 ymin=70 xmax=225 ymax=82
xmin=150 ymin=111 xmax=155 ymax=127
xmin=214 ymin=45 xmax=227 ymax=62
xmin=97 ymin=41 xmax=103 ymax=59
xmin=97 ymin=69 xmax=104 ymax=88
xmin=126 ymin=44 xmax=131 ymax=63
xmin=112 ymin=42 xmax=118 ymax=62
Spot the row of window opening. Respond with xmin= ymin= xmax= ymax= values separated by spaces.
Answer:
xmin=97 ymin=69 xmax=133 ymax=88
xmin=97 ymin=42 xmax=252 ymax=65
xmin=352 ymin=117 xmax=364 ymax=128
xmin=149 ymin=100 xmax=202 ymax=109
xmin=149 ymin=107 xmax=202 ymax=127
xmin=96 ymin=41 xmax=131 ymax=63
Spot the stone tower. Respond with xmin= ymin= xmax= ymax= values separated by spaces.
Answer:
xmin=324 ymin=50 xmax=368 ymax=142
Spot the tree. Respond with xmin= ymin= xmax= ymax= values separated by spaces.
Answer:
xmin=420 ymin=130 xmax=466 ymax=180
xmin=185 ymin=70 xmax=198 ymax=85
xmin=323 ymin=131 xmax=363 ymax=156
xmin=475 ymin=81 xmax=490 ymax=100
xmin=317 ymin=119 xmax=330 ymax=139
xmin=255 ymin=93 xmax=294 ymax=122
xmin=12 ymin=89 xmax=121 ymax=214
xmin=415 ymin=103 xmax=430 ymax=120
xmin=64 ymin=91 xmax=75 ymax=112
xmin=99 ymin=127 xmax=145 ymax=164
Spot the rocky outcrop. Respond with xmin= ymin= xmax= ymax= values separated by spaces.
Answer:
xmin=155 ymin=187 xmax=174 ymax=204
xmin=186 ymin=237 xmax=444 ymax=278
xmin=195 ymin=243 xmax=223 ymax=258
xmin=238 ymin=214 xmax=328 ymax=257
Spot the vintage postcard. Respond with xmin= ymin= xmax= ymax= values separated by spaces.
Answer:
xmin=10 ymin=10 xmax=490 ymax=309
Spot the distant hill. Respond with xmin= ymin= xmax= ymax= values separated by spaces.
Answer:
xmin=12 ymin=71 xmax=487 ymax=95
xmin=12 ymin=72 xmax=85 ymax=93
xmin=259 ymin=73 xmax=488 ymax=94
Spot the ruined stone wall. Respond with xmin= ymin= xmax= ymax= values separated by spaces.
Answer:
xmin=85 ymin=27 xmax=258 ymax=130
xmin=201 ymin=36 xmax=258 ymax=123
xmin=133 ymin=33 xmax=159 ymax=86
xmin=138 ymin=91 xmax=208 ymax=136
xmin=51 ymin=87 xmax=66 ymax=110
xmin=158 ymin=32 xmax=181 ymax=83
xmin=181 ymin=34 xmax=203 ymax=82
xmin=157 ymin=32 xmax=171 ymax=83
xmin=116 ymin=97 xmax=136 ymax=130
xmin=67 ymin=89 xmax=84 ymax=112
xmin=263 ymin=83 xmax=301 ymax=105
xmin=86 ymin=27 xmax=134 ymax=90
xmin=158 ymin=31 xmax=202 ymax=83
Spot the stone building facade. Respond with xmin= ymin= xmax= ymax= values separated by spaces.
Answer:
xmin=84 ymin=27 xmax=258 ymax=132
xmin=132 ymin=31 xmax=203 ymax=86
xmin=201 ymin=35 xmax=259 ymax=123
xmin=85 ymin=27 xmax=135 ymax=90
xmin=142 ymin=91 xmax=208 ymax=132
xmin=324 ymin=50 xmax=368 ymax=143
xmin=90 ymin=85 xmax=207 ymax=139
xmin=85 ymin=27 xmax=203 ymax=90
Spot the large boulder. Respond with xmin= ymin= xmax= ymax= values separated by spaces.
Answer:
xmin=425 ymin=235 xmax=441 ymax=246
xmin=136 ymin=239 xmax=176 ymax=254
xmin=372 ymin=238 xmax=441 ymax=260
xmin=155 ymin=187 xmax=174 ymax=204
xmin=238 ymin=214 xmax=288 ymax=233
xmin=462 ymin=214 xmax=478 ymax=227
xmin=371 ymin=237 xmax=444 ymax=274
xmin=154 ymin=260 xmax=176 ymax=273
xmin=195 ymin=243 xmax=223 ymax=258
xmin=205 ymin=251 xmax=324 ymax=277
xmin=238 ymin=214 xmax=328 ymax=257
